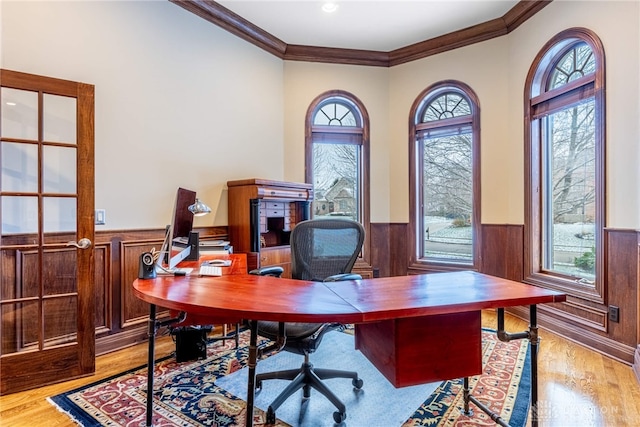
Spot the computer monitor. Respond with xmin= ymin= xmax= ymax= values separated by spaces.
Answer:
xmin=156 ymin=187 xmax=196 ymax=271
xmin=171 ymin=187 xmax=196 ymax=244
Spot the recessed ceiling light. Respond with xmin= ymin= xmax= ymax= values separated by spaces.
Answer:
xmin=322 ymin=2 xmax=339 ymax=13
xmin=6 ymin=102 xmax=16 ymax=106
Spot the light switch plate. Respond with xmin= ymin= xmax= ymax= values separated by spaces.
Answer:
xmin=95 ymin=209 xmax=106 ymax=225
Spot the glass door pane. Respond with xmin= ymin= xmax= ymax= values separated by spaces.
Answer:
xmin=0 ymin=88 xmax=38 ymax=140
xmin=1 ymin=86 xmax=79 ymax=354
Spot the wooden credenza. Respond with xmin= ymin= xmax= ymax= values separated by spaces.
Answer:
xmin=227 ymin=178 xmax=313 ymax=277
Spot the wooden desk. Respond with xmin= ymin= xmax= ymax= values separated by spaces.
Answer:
xmin=133 ymin=271 xmax=565 ymax=427
xmin=166 ymin=253 xmax=247 ymax=327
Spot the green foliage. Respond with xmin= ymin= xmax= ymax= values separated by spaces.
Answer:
xmin=574 ymin=247 xmax=595 ymax=272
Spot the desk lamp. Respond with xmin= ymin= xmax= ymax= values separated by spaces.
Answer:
xmin=183 ymin=198 xmax=212 ymax=260
xmin=188 ymin=198 xmax=211 ymax=216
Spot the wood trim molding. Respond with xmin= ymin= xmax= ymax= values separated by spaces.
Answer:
xmin=545 ymin=299 xmax=608 ymax=332
xmin=96 ymin=325 xmax=148 ymax=356
xmin=392 ymin=0 xmax=552 ymax=66
xmin=91 ymin=227 xmax=227 ymax=355
xmin=508 ymin=305 xmax=636 ymax=364
xmin=304 ymin=90 xmax=372 ymax=269
xmin=170 ymin=0 xmax=553 ymax=67
xmin=169 ymin=0 xmax=287 ymax=58
xmin=285 ymin=44 xmax=389 ymax=67
xmin=389 ymin=17 xmax=507 ymax=66
xmin=634 ymin=345 xmax=640 ymax=386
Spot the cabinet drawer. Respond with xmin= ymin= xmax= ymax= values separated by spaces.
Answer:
xmin=265 ymin=201 xmax=285 ymax=210
xmin=265 ymin=208 xmax=285 ymax=217
xmin=257 ymin=187 xmax=311 ymax=201
xmin=260 ymin=247 xmax=291 ymax=266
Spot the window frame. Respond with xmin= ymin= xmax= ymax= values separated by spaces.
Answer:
xmin=408 ymin=80 xmax=481 ymax=271
xmin=305 ymin=90 xmax=371 ymax=267
xmin=524 ymin=28 xmax=606 ymax=303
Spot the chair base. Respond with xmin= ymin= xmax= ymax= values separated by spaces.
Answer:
xmin=255 ymin=356 xmax=363 ymax=425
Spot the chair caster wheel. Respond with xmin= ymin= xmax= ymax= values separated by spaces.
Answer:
xmin=333 ymin=411 xmax=346 ymax=423
xmin=266 ymin=407 xmax=276 ymax=424
xmin=352 ymin=378 xmax=364 ymax=389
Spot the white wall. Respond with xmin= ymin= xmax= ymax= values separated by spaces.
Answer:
xmin=282 ymin=62 xmax=390 ymax=222
xmin=389 ymin=36 xmax=511 ymax=224
xmin=2 ymin=1 xmax=638 ymax=230
xmin=1 ymin=1 xmax=285 ymax=229
xmin=284 ymin=1 xmax=640 ymax=227
xmin=506 ymin=0 xmax=640 ymax=228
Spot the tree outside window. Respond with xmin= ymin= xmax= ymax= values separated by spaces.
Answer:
xmin=409 ymin=81 xmax=481 ymax=268
xmin=307 ymin=94 xmax=365 ymax=222
xmin=305 ymin=91 xmax=370 ymax=264
xmin=525 ymin=29 xmax=605 ymax=299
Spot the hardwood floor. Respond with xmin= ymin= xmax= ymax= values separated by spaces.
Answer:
xmin=0 ymin=333 xmax=176 ymax=426
xmin=1 ymin=311 xmax=639 ymax=426
xmin=489 ymin=311 xmax=640 ymax=426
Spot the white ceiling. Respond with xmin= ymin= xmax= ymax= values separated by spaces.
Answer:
xmin=217 ymin=0 xmax=520 ymax=52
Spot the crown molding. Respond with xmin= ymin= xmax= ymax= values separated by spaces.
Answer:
xmin=170 ymin=0 xmax=287 ymax=58
xmin=285 ymin=44 xmax=389 ymax=67
xmin=170 ymin=0 xmax=553 ymax=68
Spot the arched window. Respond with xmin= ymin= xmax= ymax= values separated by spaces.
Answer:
xmin=524 ymin=28 xmax=605 ymax=301
xmin=409 ymin=81 xmax=481 ymax=269
xmin=305 ymin=91 xmax=370 ymax=263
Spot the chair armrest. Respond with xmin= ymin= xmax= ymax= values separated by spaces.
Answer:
xmin=323 ymin=273 xmax=362 ymax=282
xmin=249 ymin=266 xmax=284 ymax=277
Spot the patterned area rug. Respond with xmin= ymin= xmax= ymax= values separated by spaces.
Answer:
xmin=49 ymin=328 xmax=530 ymax=426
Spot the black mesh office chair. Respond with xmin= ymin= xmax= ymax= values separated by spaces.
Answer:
xmin=251 ymin=217 xmax=365 ymax=424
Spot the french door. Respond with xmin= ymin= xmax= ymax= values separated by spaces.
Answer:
xmin=0 ymin=69 xmax=95 ymax=394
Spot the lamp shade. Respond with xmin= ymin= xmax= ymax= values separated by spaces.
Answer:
xmin=188 ymin=198 xmax=211 ymax=216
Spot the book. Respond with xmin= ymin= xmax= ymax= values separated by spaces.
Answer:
xmin=199 ymin=245 xmax=233 ymax=254
xmin=199 ymin=240 xmax=230 ymax=248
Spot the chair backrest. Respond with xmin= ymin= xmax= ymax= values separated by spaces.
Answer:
xmin=290 ymin=218 xmax=365 ymax=281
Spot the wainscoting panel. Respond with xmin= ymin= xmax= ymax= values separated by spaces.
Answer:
xmin=93 ymin=227 xmax=227 ymax=355
xmin=91 ymin=224 xmax=637 ymax=368
xmin=120 ymin=240 xmax=160 ymax=329
xmin=93 ymin=243 xmax=110 ymax=336
xmin=494 ymin=226 xmax=638 ymax=364
xmin=480 ymin=224 xmax=523 ymax=281
xmin=370 ymin=223 xmax=409 ymax=277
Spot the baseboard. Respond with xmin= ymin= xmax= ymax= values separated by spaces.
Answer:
xmin=634 ymin=345 xmax=640 ymax=385
xmin=507 ymin=306 xmax=636 ymax=364
xmin=96 ymin=326 xmax=148 ymax=356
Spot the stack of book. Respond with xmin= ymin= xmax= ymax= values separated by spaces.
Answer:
xmin=198 ymin=240 xmax=233 ymax=254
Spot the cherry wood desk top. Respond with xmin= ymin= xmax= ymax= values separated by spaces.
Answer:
xmin=323 ymin=271 xmax=567 ymax=321
xmin=173 ymin=252 xmax=247 ymax=274
xmin=133 ymin=270 xmax=566 ymax=324
xmin=134 ymin=269 xmax=566 ymax=427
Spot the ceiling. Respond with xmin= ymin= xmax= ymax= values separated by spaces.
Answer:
xmin=216 ymin=0 xmax=520 ymax=52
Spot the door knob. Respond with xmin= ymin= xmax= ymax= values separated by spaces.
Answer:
xmin=67 ymin=238 xmax=92 ymax=249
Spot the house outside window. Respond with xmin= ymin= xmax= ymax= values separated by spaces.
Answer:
xmin=409 ymin=81 xmax=481 ymax=269
xmin=305 ymin=90 xmax=370 ymax=261
xmin=524 ymin=28 xmax=605 ymax=301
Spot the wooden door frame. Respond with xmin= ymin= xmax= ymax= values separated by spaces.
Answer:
xmin=0 ymin=69 xmax=95 ymax=394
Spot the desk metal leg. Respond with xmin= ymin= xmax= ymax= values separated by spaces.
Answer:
xmin=529 ymin=305 xmax=539 ymax=427
xmin=498 ymin=306 xmax=539 ymax=427
xmin=245 ymin=321 xmax=258 ymax=427
xmin=144 ymin=307 xmax=187 ymax=427
xmin=462 ymin=377 xmax=472 ymax=415
xmin=497 ymin=306 xmax=540 ymax=427
xmin=463 ymin=306 xmax=539 ymax=427
xmin=146 ymin=304 xmax=157 ymax=427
